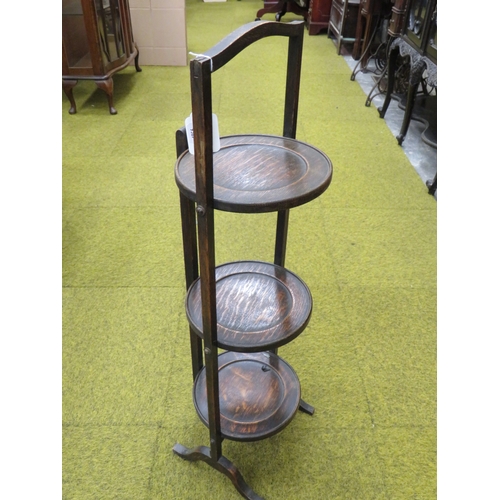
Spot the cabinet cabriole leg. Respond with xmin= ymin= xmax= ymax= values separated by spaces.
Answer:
xmin=63 ymin=79 xmax=78 ymax=114
xmin=134 ymin=44 xmax=142 ymax=72
xmin=378 ymin=44 xmax=399 ymax=118
xmin=95 ymin=78 xmax=117 ymax=115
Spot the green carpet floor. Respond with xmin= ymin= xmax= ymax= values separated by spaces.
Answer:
xmin=62 ymin=1 xmax=437 ymax=498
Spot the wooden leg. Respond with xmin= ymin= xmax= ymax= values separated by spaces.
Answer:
xmin=268 ymin=209 xmax=291 ymax=356
xmin=62 ymin=79 xmax=78 ymax=114
xmin=177 ymin=128 xmax=204 ymax=380
xmin=274 ymin=209 xmax=289 ymax=268
xmin=134 ymin=44 xmax=142 ymax=73
xmin=426 ymin=174 xmax=437 ymax=195
xmin=360 ymin=16 xmax=374 ymax=67
xmin=272 ymin=210 xmax=315 ymax=415
xmin=378 ymin=44 xmax=398 ymax=118
xmin=352 ymin=12 xmax=365 ymax=61
xmin=337 ymin=35 xmax=343 ymax=55
xmin=299 ymin=398 xmax=315 ymax=415
xmin=397 ymin=59 xmax=426 ymax=145
xmin=396 ymin=80 xmax=418 ymax=145
xmin=179 ymin=192 xmax=204 ymax=380
xmin=95 ymin=78 xmax=117 ymax=115
xmin=172 ymin=444 xmax=265 ymax=500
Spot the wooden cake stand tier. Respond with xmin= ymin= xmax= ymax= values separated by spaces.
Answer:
xmin=193 ymin=350 xmax=301 ymax=442
xmin=175 ymin=134 xmax=333 ymax=213
xmin=186 ymin=261 xmax=313 ymax=352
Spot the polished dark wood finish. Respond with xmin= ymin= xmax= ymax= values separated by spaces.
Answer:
xmin=62 ymin=0 xmax=141 ymax=114
xmin=388 ymin=0 xmax=410 ymax=37
xmin=177 ymin=128 xmax=205 ymax=381
xmin=194 ymin=351 xmax=301 ymax=441
xmin=173 ymin=444 xmax=265 ymax=500
xmin=186 ymin=261 xmax=312 ymax=352
xmin=307 ymin=0 xmax=333 ymax=35
xmin=175 ymin=135 xmax=332 ymax=214
xmin=174 ymin=21 xmax=332 ymax=500
xmin=327 ymin=0 xmax=361 ymax=55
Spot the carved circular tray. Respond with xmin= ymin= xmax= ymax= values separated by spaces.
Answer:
xmin=185 ymin=261 xmax=312 ymax=352
xmin=175 ymin=134 xmax=333 ymax=213
xmin=193 ymin=351 xmax=301 ymax=442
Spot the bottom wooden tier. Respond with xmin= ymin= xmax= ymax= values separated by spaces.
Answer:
xmin=193 ymin=351 xmax=301 ymax=442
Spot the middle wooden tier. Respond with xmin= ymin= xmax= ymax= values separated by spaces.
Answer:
xmin=175 ymin=134 xmax=333 ymax=213
xmin=185 ymin=261 xmax=312 ymax=352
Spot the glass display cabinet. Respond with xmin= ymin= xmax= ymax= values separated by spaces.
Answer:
xmin=405 ymin=0 xmax=437 ymax=63
xmin=62 ymin=0 xmax=141 ymax=114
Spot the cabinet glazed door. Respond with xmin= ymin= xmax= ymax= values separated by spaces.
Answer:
xmin=62 ymin=0 xmax=93 ymax=75
xmin=405 ymin=0 xmax=436 ymax=57
xmin=94 ymin=0 xmax=132 ymax=72
xmin=425 ymin=3 xmax=436 ymax=62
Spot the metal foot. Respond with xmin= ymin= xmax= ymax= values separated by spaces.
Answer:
xmin=173 ymin=444 xmax=265 ymax=500
xmin=299 ymin=398 xmax=314 ymax=415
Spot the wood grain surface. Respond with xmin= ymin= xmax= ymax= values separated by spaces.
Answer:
xmin=185 ymin=261 xmax=313 ymax=352
xmin=175 ymin=134 xmax=332 ymax=213
xmin=193 ymin=351 xmax=301 ymax=441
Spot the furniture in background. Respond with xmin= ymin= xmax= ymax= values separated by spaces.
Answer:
xmin=352 ymin=0 xmax=392 ymax=65
xmin=307 ymin=0 xmax=333 ymax=35
xmin=62 ymin=0 xmax=141 ymax=114
xmin=377 ymin=0 xmax=436 ymax=193
xmin=327 ymin=0 xmax=361 ymax=55
xmin=255 ymin=0 xmax=309 ymax=22
xmin=378 ymin=0 xmax=436 ymax=145
xmin=388 ymin=0 xmax=410 ymax=38
xmin=350 ymin=0 xmax=410 ymax=105
xmin=173 ymin=20 xmax=332 ymax=500
xmin=255 ymin=0 xmax=331 ymax=36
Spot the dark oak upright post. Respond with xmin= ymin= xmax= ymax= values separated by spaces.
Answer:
xmin=190 ymin=55 xmax=223 ymax=461
xmin=177 ymin=128 xmax=204 ymax=380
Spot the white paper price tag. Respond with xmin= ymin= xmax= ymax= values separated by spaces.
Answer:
xmin=185 ymin=113 xmax=221 ymax=155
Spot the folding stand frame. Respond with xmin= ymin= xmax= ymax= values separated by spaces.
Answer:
xmin=173 ymin=21 xmax=333 ymax=499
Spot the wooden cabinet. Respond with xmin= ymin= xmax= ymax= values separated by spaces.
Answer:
xmin=327 ymin=0 xmax=361 ymax=54
xmin=62 ymin=0 xmax=141 ymax=114
xmin=307 ymin=0 xmax=333 ymax=35
xmin=352 ymin=0 xmax=391 ymax=62
xmin=404 ymin=0 xmax=437 ymax=63
xmin=388 ymin=0 xmax=410 ymax=37
xmin=378 ymin=0 xmax=437 ymax=159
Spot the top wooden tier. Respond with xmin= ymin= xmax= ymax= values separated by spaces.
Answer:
xmin=175 ymin=134 xmax=333 ymax=214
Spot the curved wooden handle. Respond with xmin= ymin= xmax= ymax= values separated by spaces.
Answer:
xmin=197 ymin=20 xmax=305 ymax=73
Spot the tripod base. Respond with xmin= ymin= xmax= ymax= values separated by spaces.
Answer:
xmin=172 ymin=443 xmax=265 ymax=500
